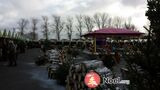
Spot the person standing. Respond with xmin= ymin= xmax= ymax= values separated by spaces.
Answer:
xmin=8 ymin=40 xmax=17 ymax=66
xmin=2 ymin=38 xmax=9 ymax=62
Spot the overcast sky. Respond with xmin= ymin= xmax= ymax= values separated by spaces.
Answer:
xmin=0 ymin=0 xmax=148 ymax=38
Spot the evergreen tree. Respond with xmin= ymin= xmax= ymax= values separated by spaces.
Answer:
xmin=125 ymin=0 xmax=160 ymax=90
xmin=146 ymin=0 xmax=160 ymax=47
xmin=0 ymin=30 xmax=2 ymax=37
xmin=2 ymin=29 xmax=7 ymax=38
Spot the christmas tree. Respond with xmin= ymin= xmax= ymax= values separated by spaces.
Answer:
xmin=125 ymin=0 xmax=160 ymax=90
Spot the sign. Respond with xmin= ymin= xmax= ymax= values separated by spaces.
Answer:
xmin=84 ymin=71 xmax=101 ymax=88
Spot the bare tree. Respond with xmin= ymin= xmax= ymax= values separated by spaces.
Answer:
xmin=76 ymin=15 xmax=84 ymax=39
xmin=113 ymin=16 xmax=124 ymax=28
xmin=31 ymin=18 xmax=38 ymax=40
xmin=94 ymin=13 xmax=101 ymax=29
xmin=41 ymin=16 xmax=49 ymax=40
xmin=66 ymin=16 xmax=73 ymax=41
xmin=94 ymin=13 xmax=110 ymax=29
xmin=17 ymin=18 xmax=28 ymax=36
xmin=11 ymin=28 xmax=16 ymax=38
xmin=101 ymin=13 xmax=109 ymax=28
xmin=124 ymin=18 xmax=137 ymax=31
xmin=83 ymin=15 xmax=94 ymax=32
xmin=108 ymin=18 xmax=113 ymax=28
xmin=52 ymin=15 xmax=64 ymax=41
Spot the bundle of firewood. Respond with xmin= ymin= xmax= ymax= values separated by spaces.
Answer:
xmin=47 ymin=64 xmax=60 ymax=79
xmin=46 ymin=48 xmax=70 ymax=79
xmin=46 ymin=49 xmax=61 ymax=79
xmin=46 ymin=49 xmax=62 ymax=64
xmin=66 ymin=60 xmax=112 ymax=90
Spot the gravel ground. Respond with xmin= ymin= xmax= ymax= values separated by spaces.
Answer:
xmin=0 ymin=48 xmax=65 ymax=90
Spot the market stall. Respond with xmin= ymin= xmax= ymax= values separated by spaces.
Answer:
xmin=83 ymin=28 xmax=145 ymax=53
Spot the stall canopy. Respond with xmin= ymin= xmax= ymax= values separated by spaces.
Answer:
xmin=83 ymin=28 xmax=144 ymax=38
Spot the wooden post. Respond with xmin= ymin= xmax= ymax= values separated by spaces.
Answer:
xmin=93 ymin=37 xmax=96 ymax=53
xmin=84 ymin=37 xmax=86 ymax=49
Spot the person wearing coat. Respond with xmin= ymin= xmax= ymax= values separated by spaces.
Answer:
xmin=8 ymin=40 xmax=17 ymax=66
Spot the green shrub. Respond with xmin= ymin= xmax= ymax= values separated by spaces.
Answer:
xmin=54 ymin=62 xmax=70 ymax=85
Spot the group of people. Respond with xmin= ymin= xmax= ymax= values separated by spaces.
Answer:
xmin=0 ymin=38 xmax=18 ymax=66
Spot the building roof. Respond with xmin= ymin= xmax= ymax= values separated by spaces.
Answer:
xmin=83 ymin=28 xmax=144 ymax=38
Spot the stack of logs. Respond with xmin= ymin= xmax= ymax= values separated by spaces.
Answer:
xmin=47 ymin=64 xmax=59 ymax=79
xmin=46 ymin=47 xmax=70 ymax=79
xmin=46 ymin=49 xmax=61 ymax=64
xmin=46 ymin=49 xmax=61 ymax=79
xmin=66 ymin=60 xmax=112 ymax=90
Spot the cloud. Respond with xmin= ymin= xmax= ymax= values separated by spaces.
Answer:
xmin=64 ymin=0 xmax=116 ymax=15
xmin=0 ymin=0 xmax=148 ymax=35
xmin=120 ymin=0 xmax=146 ymax=7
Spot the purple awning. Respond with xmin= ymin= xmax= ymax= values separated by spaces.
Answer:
xmin=83 ymin=28 xmax=145 ymax=38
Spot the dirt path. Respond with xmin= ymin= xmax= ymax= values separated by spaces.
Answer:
xmin=0 ymin=48 xmax=65 ymax=90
